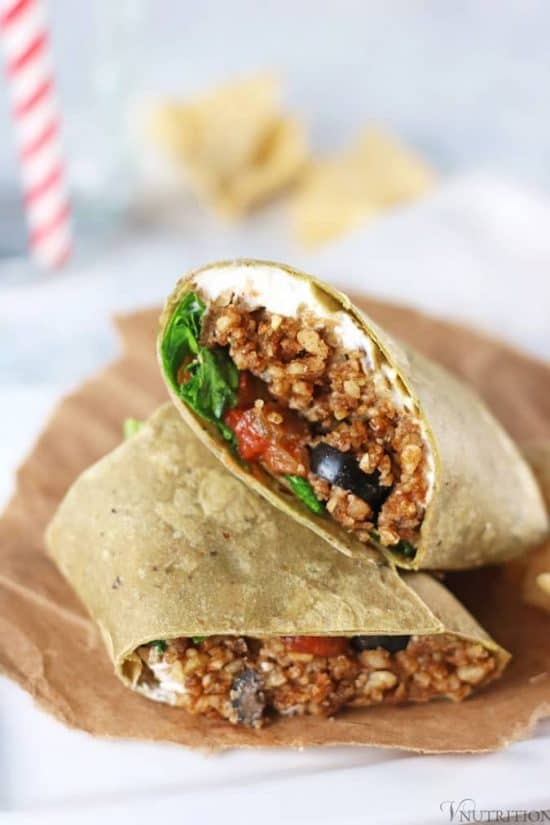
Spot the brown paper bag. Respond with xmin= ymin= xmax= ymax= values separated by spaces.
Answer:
xmin=1 ymin=297 xmax=549 ymax=752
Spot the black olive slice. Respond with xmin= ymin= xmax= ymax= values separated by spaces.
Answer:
xmin=351 ymin=635 xmax=411 ymax=653
xmin=308 ymin=443 xmax=390 ymax=513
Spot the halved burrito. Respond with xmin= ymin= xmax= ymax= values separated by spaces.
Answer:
xmin=158 ymin=259 xmax=548 ymax=570
xmin=46 ymin=405 xmax=509 ymax=728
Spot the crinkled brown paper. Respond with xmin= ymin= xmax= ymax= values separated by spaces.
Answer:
xmin=1 ymin=296 xmax=549 ymax=752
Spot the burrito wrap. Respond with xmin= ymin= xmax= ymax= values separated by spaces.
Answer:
xmin=46 ymin=405 xmax=508 ymax=726
xmin=158 ymin=260 xmax=548 ymax=569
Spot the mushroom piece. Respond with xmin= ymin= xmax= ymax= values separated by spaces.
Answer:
xmin=229 ymin=668 xmax=265 ymax=726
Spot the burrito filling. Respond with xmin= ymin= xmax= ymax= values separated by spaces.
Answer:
xmin=133 ymin=633 xmax=500 ymax=727
xmin=162 ymin=286 xmax=435 ymax=557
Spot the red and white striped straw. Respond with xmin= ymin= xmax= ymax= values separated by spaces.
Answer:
xmin=0 ymin=0 xmax=72 ymax=269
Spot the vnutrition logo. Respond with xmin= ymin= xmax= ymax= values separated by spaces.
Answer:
xmin=439 ymin=798 xmax=550 ymax=823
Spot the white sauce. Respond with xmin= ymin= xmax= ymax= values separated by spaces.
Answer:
xmin=137 ymin=659 xmax=186 ymax=706
xmin=194 ymin=263 xmax=434 ymax=504
xmin=195 ymin=263 xmax=375 ymax=361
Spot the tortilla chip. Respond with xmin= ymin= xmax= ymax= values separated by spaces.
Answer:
xmin=518 ymin=540 xmax=550 ymax=612
xmin=148 ymin=74 xmax=307 ymax=217
xmin=290 ymin=127 xmax=436 ymax=245
xmin=222 ymin=117 xmax=307 ymax=215
xmin=522 ymin=441 xmax=550 ymax=613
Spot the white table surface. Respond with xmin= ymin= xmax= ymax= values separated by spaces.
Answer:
xmin=1 ymin=175 xmax=550 ymax=822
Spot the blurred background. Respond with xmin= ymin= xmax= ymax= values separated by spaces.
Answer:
xmin=2 ymin=0 xmax=550 ymax=187
xmin=0 ymin=3 xmax=549 ymax=292
xmin=1 ymin=1 xmax=550 ymax=816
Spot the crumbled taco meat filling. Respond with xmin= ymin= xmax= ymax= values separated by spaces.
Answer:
xmin=195 ymin=300 xmax=430 ymax=553
xmin=135 ymin=634 xmax=500 ymax=728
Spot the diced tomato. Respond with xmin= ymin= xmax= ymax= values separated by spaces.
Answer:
xmin=224 ymin=402 xmax=310 ymax=476
xmin=282 ymin=636 xmax=349 ymax=657
xmin=262 ymin=440 xmax=307 ymax=476
xmin=225 ymin=407 xmax=270 ymax=460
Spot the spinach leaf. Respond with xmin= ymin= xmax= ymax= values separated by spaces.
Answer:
xmin=123 ymin=418 xmax=144 ymax=439
xmin=161 ymin=291 xmax=205 ymax=384
xmin=161 ymin=292 xmax=239 ymax=443
xmin=191 ymin=636 xmax=207 ymax=644
xmin=285 ymin=475 xmax=325 ymax=514
xmin=369 ymin=530 xmax=416 ymax=559
xmin=394 ymin=539 xmax=416 ymax=558
xmin=150 ymin=640 xmax=167 ymax=653
xmin=181 ymin=347 xmax=239 ymax=442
